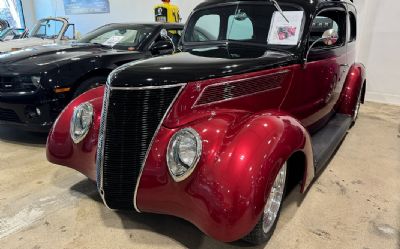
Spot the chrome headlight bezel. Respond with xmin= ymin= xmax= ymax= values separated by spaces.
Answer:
xmin=167 ymin=127 xmax=202 ymax=182
xmin=70 ymin=102 xmax=94 ymax=144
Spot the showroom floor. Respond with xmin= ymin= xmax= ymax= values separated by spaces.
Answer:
xmin=0 ymin=102 xmax=399 ymax=249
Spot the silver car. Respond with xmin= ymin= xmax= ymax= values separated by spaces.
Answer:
xmin=0 ymin=17 xmax=75 ymax=53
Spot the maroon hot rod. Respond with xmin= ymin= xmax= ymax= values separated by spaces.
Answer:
xmin=47 ymin=0 xmax=366 ymax=245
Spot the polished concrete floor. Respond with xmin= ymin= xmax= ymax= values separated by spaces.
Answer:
xmin=0 ymin=102 xmax=399 ymax=249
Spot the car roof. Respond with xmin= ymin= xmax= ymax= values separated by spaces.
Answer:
xmin=194 ymin=0 xmax=354 ymax=11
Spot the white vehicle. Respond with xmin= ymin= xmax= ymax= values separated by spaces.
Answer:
xmin=0 ymin=17 xmax=75 ymax=53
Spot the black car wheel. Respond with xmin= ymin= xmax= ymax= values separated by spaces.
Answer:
xmin=243 ymin=163 xmax=287 ymax=245
xmin=73 ymin=76 xmax=107 ymax=98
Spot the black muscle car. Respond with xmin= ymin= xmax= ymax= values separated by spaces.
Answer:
xmin=0 ymin=22 xmax=183 ymax=132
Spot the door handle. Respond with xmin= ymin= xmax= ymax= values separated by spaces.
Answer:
xmin=340 ymin=64 xmax=349 ymax=67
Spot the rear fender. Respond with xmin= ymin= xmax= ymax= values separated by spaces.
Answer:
xmin=137 ymin=111 xmax=314 ymax=242
xmin=336 ymin=63 xmax=367 ymax=115
xmin=46 ymin=86 xmax=104 ymax=180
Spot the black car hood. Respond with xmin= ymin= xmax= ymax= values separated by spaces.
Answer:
xmin=110 ymin=44 xmax=298 ymax=87
xmin=0 ymin=43 xmax=141 ymax=72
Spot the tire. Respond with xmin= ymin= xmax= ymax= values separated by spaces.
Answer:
xmin=351 ymin=88 xmax=363 ymax=126
xmin=73 ymin=76 xmax=107 ymax=98
xmin=243 ymin=163 xmax=288 ymax=245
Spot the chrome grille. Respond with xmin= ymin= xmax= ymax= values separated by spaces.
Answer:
xmin=96 ymin=85 xmax=110 ymax=191
xmin=96 ymin=85 xmax=183 ymax=210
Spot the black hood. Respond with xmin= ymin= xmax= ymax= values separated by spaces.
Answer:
xmin=109 ymin=44 xmax=297 ymax=87
xmin=0 ymin=43 xmax=142 ymax=73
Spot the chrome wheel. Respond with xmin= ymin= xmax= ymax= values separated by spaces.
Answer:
xmin=262 ymin=163 xmax=287 ymax=234
xmin=354 ymin=91 xmax=362 ymax=122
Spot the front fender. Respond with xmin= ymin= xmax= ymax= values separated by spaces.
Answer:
xmin=46 ymin=86 xmax=104 ymax=180
xmin=336 ymin=63 xmax=367 ymax=115
xmin=137 ymin=111 xmax=313 ymax=242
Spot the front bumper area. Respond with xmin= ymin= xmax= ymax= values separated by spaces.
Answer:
xmin=0 ymin=90 xmax=64 ymax=132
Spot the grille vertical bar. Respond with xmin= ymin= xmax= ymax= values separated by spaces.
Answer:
xmin=97 ymin=85 xmax=182 ymax=210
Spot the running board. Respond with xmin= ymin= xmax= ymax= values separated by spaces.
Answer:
xmin=311 ymin=114 xmax=352 ymax=174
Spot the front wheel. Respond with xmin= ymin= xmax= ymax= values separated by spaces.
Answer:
xmin=351 ymin=87 xmax=364 ymax=128
xmin=73 ymin=76 xmax=107 ymax=99
xmin=243 ymin=163 xmax=287 ymax=245
xmin=353 ymin=89 xmax=362 ymax=123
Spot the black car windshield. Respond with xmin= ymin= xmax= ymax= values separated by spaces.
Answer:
xmin=184 ymin=3 xmax=305 ymax=48
xmin=78 ymin=25 xmax=155 ymax=50
xmin=30 ymin=19 xmax=65 ymax=39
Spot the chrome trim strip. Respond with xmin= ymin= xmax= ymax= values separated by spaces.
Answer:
xmin=109 ymin=83 xmax=186 ymax=91
xmin=192 ymin=70 xmax=290 ymax=108
xmin=97 ymin=85 xmax=112 ymax=209
xmin=133 ymin=84 xmax=186 ymax=212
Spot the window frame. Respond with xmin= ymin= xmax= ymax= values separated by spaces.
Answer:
xmin=308 ymin=6 xmax=348 ymax=53
xmin=348 ymin=11 xmax=357 ymax=43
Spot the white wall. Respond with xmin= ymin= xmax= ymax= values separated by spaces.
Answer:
xmin=21 ymin=0 xmax=36 ymax=28
xmin=354 ymin=0 xmax=400 ymax=105
xmin=20 ymin=0 xmax=400 ymax=105
xmin=21 ymin=0 xmax=198 ymax=34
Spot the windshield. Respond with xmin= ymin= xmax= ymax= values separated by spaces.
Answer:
xmin=184 ymin=3 xmax=304 ymax=47
xmin=0 ymin=28 xmax=8 ymax=38
xmin=30 ymin=19 xmax=66 ymax=39
xmin=78 ymin=25 xmax=155 ymax=50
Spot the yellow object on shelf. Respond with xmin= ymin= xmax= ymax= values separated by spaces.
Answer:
xmin=154 ymin=1 xmax=181 ymax=23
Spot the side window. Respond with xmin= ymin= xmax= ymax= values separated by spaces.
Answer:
xmin=193 ymin=29 xmax=209 ymax=42
xmin=190 ymin=14 xmax=220 ymax=41
xmin=227 ymin=14 xmax=254 ymax=40
xmin=310 ymin=9 xmax=346 ymax=49
xmin=349 ymin=12 xmax=357 ymax=42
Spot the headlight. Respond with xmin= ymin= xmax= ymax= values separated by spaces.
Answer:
xmin=70 ymin=102 xmax=94 ymax=144
xmin=31 ymin=76 xmax=41 ymax=88
xmin=167 ymin=128 xmax=202 ymax=182
xmin=1 ymin=76 xmax=41 ymax=92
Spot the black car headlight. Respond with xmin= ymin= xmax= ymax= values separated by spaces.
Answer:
xmin=167 ymin=128 xmax=202 ymax=182
xmin=70 ymin=102 xmax=94 ymax=144
xmin=0 ymin=75 xmax=41 ymax=92
xmin=31 ymin=76 xmax=41 ymax=88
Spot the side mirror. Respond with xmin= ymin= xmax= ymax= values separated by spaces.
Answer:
xmin=321 ymin=29 xmax=338 ymax=46
xmin=151 ymin=29 xmax=176 ymax=55
xmin=160 ymin=28 xmax=169 ymax=39
xmin=303 ymin=29 xmax=339 ymax=68
xmin=150 ymin=40 xmax=174 ymax=55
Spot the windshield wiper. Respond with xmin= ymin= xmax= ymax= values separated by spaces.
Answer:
xmin=269 ymin=0 xmax=289 ymax=23
xmin=92 ymin=42 xmax=112 ymax=48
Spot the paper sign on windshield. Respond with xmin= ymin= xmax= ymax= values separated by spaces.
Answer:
xmin=103 ymin=36 xmax=124 ymax=47
xmin=268 ymin=11 xmax=304 ymax=46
